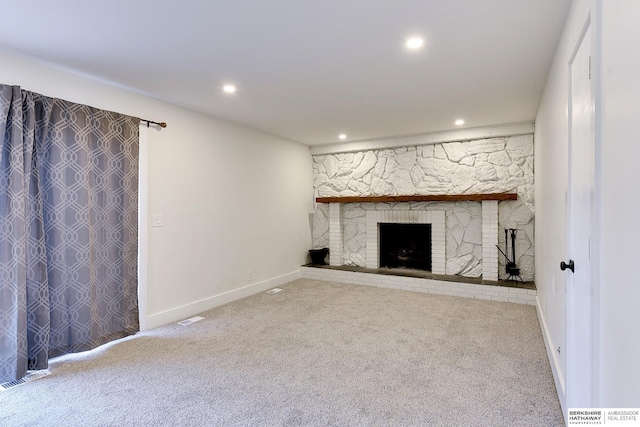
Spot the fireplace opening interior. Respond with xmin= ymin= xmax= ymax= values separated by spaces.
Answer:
xmin=379 ymin=223 xmax=432 ymax=271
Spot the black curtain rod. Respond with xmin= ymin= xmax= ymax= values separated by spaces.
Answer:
xmin=140 ymin=118 xmax=167 ymax=128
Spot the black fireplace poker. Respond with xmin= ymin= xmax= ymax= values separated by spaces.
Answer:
xmin=496 ymin=228 xmax=523 ymax=282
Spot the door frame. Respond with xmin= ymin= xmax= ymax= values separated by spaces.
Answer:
xmin=565 ymin=6 xmax=602 ymax=409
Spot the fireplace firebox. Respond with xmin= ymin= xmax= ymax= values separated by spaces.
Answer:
xmin=379 ymin=223 xmax=432 ymax=271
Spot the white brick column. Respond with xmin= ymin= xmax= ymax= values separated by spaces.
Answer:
xmin=482 ymin=200 xmax=499 ymax=281
xmin=365 ymin=211 xmax=378 ymax=269
xmin=329 ymin=203 xmax=343 ymax=266
xmin=430 ymin=212 xmax=446 ymax=275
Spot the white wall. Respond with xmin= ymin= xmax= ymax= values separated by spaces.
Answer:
xmin=536 ymin=0 xmax=640 ymax=410
xmin=0 ymin=48 xmax=314 ymax=330
xmin=599 ymin=0 xmax=640 ymax=407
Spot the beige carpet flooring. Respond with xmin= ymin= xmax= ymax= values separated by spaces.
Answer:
xmin=0 ymin=278 xmax=564 ymax=426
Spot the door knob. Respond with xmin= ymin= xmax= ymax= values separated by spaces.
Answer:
xmin=560 ymin=260 xmax=575 ymax=273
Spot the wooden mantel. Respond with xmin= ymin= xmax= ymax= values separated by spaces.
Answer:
xmin=315 ymin=193 xmax=517 ymax=203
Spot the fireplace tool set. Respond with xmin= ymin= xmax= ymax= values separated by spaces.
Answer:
xmin=496 ymin=228 xmax=523 ymax=281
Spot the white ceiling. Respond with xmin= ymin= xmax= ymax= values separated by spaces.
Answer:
xmin=0 ymin=0 xmax=571 ymax=146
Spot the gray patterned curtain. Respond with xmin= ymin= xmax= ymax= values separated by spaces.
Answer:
xmin=0 ymin=84 xmax=139 ymax=382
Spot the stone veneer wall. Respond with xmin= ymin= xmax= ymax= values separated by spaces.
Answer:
xmin=311 ymin=134 xmax=535 ymax=281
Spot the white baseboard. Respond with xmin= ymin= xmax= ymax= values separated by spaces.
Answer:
xmin=143 ymin=270 xmax=301 ymax=330
xmin=536 ymin=296 xmax=566 ymax=418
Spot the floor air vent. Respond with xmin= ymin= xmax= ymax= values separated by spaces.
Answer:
xmin=177 ymin=316 xmax=204 ymax=326
xmin=266 ymin=288 xmax=283 ymax=295
xmin=1 ymin=370 xmax=51 ymax=392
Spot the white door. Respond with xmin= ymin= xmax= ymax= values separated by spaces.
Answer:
xmin=566 ymin=22 xmax=596 ymax=407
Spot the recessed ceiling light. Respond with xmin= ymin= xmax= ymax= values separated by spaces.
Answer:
xmin=455 ymin=119 xmax=465 ymax=126
xmin=406 ymin=37 xmax=424 ymax=49
xmin=223 ymin=84 xmax=236 ymax=93
xmin=339 ymin=134 xmax=347 ymax=140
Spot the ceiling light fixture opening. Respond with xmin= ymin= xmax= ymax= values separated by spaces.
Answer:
xmin=339 ymin=134 xmax=347 ymax=140
xmin=455 ymin=119 xmax=465 ymax=126
xmin=223 ymin=84 xmax=236 ymax=93
xmin=406 ymin=37 xmax=424 ymax=49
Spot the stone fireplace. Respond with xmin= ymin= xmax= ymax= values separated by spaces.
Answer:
xmin=366 ymin=209 xmax=444 ymax=273
xmin=324 ymin=197 xmax=501 ymax=280
xmin=311 ymin=123 xmax=535 ymax=281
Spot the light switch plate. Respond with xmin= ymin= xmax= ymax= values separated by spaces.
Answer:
xmin=151 ymin=214 xmax=164 ymax=227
